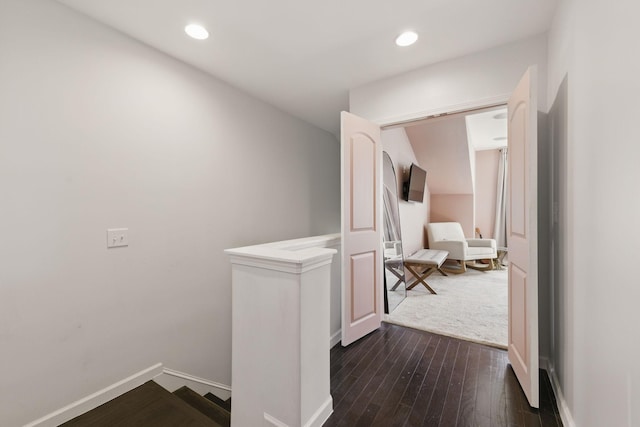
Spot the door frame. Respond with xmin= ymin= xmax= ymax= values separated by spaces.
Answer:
xmin=375 ymin=88 xmax=543 ymax=408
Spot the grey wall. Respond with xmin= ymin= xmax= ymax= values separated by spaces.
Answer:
xmin=547 ymin=0 xmax=640 ymax=425
xmin=0 ymin=1 xmax=339 ymax=425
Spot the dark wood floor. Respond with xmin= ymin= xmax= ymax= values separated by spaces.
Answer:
xmin=60 ymin=381 xmax=220 ymax=426
xmin=324 ymin=322 xmax=562 ymax=427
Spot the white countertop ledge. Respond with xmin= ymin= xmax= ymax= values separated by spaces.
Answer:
xmin=225 ymin=234 xmax=338 ymax=274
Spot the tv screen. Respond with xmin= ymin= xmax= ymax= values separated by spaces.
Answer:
xmin=403 ymin=164 xmax=427 ymax=202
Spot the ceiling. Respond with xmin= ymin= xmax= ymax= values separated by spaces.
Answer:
xmin=465 ymin=107 xmax=508 ymax=151
xmin=56 ymin=0 xmax=558 ymax=135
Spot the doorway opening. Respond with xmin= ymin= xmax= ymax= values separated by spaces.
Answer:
xmin=380 ymin=104 xmax=509 ymax=349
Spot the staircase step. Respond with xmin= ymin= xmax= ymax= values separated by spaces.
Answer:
xmin=61 ymin=381 xmax=221 ymax=426
xmin=173 ymin=386 xmax=231 ymax=427
xmin=204 ymin=392 xmax=232 ymax=412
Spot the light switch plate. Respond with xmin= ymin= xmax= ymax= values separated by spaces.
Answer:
xmin=107 ymin=228 xmax=129 ymax=248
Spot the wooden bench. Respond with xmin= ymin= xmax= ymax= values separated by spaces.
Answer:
xmin=404 ymin=249 xmax=449 ymax=294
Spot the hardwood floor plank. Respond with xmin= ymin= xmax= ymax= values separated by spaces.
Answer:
xmin=330 ymin=374 xmax=360 ymax=409
xmin=368 ymin=333 xmax=430 ymax=426
xmin=456 ymin=343 xmax=481 ymax=427
xmin=389 ymin=403 xmax=413 ymax=427
xmin=330 ymin=325 xmax=399 ymax=388
xmin=473 ymin=346 xmax=494 ymax=423
xmin=330 ymin=329 xmax=378 ymax=374
xmin=397 ymin=334 xmax=438 ymax=410
xmin=422 ymin=339 xmax=460 ymax=426
xmin=339 ymin=329 xmax=421 ymax=426
xmin=490 ymin=348 xmax=509 ymax=427
xmin=355 ymin=403 xmax=381 ymax=427
xmin=330 ymin=334 xmax=374 ymax=379
xmin=323 ymin=323 xmax=562 ymax=427
xmin=330 ymin=332 xmax=370 ymax=368
xmin=504 ymin=365 xmax=526 ymax=426
xmin=325 ymin=326 xmax=409 ymax=426
xmin=505 ymin=365 xmax=529 ymax=427
xmin=330 ymin=339 xmax=380 ymax=391
xmin=437 ymin=341 xmax=469 ymax=426
xmin=506 ymin=361 xmax=542 ymax=426
xmin=403 ymin=335 xmax=448 ymax=426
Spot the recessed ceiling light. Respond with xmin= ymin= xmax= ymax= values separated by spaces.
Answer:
xmin=493 ymin=136 xmax=507 ymax=141
xmin=185 ymin=24 xmax=209 ymax=40
xmin=395 ymin=31 xmax=418 ymax=47
xmin=493 ymin=112 xmax=508 ymax=120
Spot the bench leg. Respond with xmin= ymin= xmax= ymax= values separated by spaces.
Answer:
xmin=405 ymin=264 xmax=437 ymax=295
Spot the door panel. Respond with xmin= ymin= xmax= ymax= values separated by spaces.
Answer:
xmin=341 ymin=111 xmax=383 ymax=347
xmin=350 ymin=251 xmax=376 ymax=322
xmin=351 ymin=134 xmax=376 ymax=230
xmin=507 ymin=67 xmax=539 ymax=408
xmin=509 ymin=264 xmax=527 ymax=365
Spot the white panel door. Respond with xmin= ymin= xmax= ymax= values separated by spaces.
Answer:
xmin=341 ymin=111 xmax=383 ymax=347
xmin=507 ymin=67 xmax=539 ymax=408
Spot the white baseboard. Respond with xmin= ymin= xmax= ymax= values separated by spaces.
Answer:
xmin=303 ymin=396 xmax=333 ymax=427
xmin=330 ymin=330 xmax=341 ymax=348
xmin=262 ymin=396 xmax=332 ymax=427
xmin=539 ymin=356 xmax=549 ymax=371
xmin=547 ymin=363 xmax=576 ymax=427
xmin=154 ymin=368 xmax=232 ymax=401
xmin=264 ymin=412 xmax=290 ymax=427
xmin=24 ymin=363 xmax=163 ymax=427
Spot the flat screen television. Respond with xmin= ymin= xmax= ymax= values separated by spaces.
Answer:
xmin=403 ymin=163 xmax=427 ymax=202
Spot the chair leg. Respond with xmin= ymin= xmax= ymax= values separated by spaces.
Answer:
xmin=441 ymin=260 xmax=466 ymax=275
xmin=466 ymin=260 xmax=494 ymax=272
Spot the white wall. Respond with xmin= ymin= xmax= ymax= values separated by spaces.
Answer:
xmin=381 ymin=128 xmax=429 ymax=255
xmin=0 ymin=1 xmax=339 ymax=425
xmin=547 ymin=0 xmax=640 ymax=425
xmin=350 ymin=34 xmax=548 ymax=125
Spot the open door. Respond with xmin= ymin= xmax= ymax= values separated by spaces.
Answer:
xmin=507 ymin=67 xmax=539 ymax=408
xmin=341 ymin=111 xmax=383 ymax=347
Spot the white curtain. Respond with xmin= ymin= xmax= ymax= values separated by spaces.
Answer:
xmin=493 ymin=148 xmax=508 ymax=248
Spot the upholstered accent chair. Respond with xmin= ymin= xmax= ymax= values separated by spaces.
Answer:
xmin=426 ymin=222 xmax=497 ymax=273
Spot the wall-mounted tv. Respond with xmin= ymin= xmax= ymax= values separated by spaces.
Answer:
xmin=403 ymin=163 xmax=427 ymax=202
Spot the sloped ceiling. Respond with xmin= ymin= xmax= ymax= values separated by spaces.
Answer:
xmin=405 ymin=106 xmax=506 ymax=194
xmin=406 ymin=115 xmax=473 ymax=194
xmin=466 ymin=108 xmax=508 ymax=151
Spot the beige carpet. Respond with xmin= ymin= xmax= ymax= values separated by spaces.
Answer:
xmin=384 ymin=267 xmax=508 ymax=349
